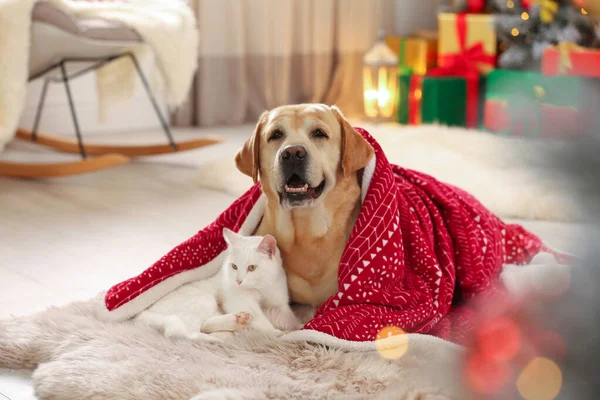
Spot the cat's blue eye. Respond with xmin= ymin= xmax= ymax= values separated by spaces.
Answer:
xmin=247 ymin=265 xmax=257 ymax=272
xmin=231 ymin=264 xmax=238 ymax=270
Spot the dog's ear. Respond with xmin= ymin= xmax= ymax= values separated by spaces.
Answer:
xmin=331 ymin=105 xmax=374 ymax=177
xmin=235 ymin=111 xmax=268 ymax=183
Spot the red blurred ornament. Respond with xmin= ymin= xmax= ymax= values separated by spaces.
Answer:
xmin=522 ymin=0 xmax=532 ymax=9
xmin=467 ymin=0 xmax=486 ymax=13
xmin=478 ymin=316 xmax=522 ymax=362
xmin=465 ymin=353 xmax=512 ymax=394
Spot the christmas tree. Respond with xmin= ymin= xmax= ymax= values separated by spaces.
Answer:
xmin=491 ymin=0 xmax=597 ymax=69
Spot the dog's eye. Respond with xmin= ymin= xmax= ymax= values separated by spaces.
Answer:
xmin=269 ymin=130 xmax=284 ymax=141
xmin=231 ymin=264 xmax=238 ymax=270
xmin=247 ymin=265 xmax=257 ymax=272
xmin=312 ymin=129 xmax=328 ymax=139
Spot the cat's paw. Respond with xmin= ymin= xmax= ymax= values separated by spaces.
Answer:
xmin=234 ymin=311 xmax=252 ymax=327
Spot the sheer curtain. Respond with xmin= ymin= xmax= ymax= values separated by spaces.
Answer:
xmin=174 ymin=0 xmax=394 ymax=127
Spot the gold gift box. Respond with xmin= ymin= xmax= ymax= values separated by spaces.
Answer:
xmin=438 ymin=13 xmax=497 ymax=74
xmin=385 ymin=36 xmax=438 ymax=75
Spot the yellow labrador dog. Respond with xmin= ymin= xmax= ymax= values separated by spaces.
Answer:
xmin=235 ymin=104 xmax=374 ymax=307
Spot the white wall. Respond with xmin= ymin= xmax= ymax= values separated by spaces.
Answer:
xmin=19 ymin=63 xmax=166 ymax=136
xmin=392 ymin=0 xmax=438 ymax=36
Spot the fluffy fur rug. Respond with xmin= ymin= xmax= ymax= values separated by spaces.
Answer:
xmin=0 ymin=295 xmax=466 ymax=400
xmin=198 ymin=123 xmax=583 ymax=222
xmin=0 ymin=253 xmax=570 ymax=400
xmin=0 ymin=0 xmax=34 ymax=151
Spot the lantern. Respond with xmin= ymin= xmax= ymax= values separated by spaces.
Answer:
xmin=363 ymin=30 xmax=399 ymax=121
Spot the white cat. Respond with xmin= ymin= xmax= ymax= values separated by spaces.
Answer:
xmin=134 ymin=228 xmax=300 ymax=341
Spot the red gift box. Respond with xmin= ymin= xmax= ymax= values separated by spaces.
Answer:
xmin=541 ymin=43 xmax=600 ymax=78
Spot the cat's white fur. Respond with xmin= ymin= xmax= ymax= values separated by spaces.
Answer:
xmin=134 ymin=229 xmax=300 ymax=341
xmin=220 ymin=228 xmax=301 ymax=335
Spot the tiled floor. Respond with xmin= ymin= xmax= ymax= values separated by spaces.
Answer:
xmin=0 ymin=125 xmax=585 ymax=399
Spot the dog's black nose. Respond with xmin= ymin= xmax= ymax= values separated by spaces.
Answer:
xmin=281 ymin=145 xmax=307 ymax=162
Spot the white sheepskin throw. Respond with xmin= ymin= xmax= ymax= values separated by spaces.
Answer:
xmin=47 ymin=0 xmax=199 ymax=115
xmin=0 ymin=0 xmax=35 ymax=151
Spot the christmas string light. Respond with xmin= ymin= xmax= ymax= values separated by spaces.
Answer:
xmin=494 ymin=0 xmax=597 ymax=69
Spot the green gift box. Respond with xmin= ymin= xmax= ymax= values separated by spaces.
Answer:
xmin=485 ymin=70 xmax=582 ymax=107
xmin=389 ymin=35 xmax=439 ymax=123
xmin=483 ymin=70 xmax=588 ymax=138
xmin=408 ymin=75 xmax=467 ymax=127
xmin=397 ymin=68 xmax=413 ymax=124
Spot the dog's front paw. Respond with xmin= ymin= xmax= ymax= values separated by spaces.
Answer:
xmin=234 ymin=311 xmax=252 ymax=327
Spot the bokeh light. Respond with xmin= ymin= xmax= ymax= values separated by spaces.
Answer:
xmin=414 ymin=88 xmax=422 ymax=100
xmin=375 ymin=326 xmax=408 ymax=360
xmin=478 ymin=316 xmax=522 ymax=362
xmin=517 ymin=357 xmax=563 ymax=400
xmin=465 ymin=352 xmax=511 ymax=394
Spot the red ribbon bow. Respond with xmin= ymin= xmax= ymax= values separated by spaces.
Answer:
xmin=428 ymin=13 xmax=495 ymax=127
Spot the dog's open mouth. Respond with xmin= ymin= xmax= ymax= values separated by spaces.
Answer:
xmin=283 ymin=174 xmax=325 ymax=199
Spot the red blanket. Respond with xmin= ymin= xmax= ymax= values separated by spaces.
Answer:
xmin=104 ymin=128 xmax=567 ymax=344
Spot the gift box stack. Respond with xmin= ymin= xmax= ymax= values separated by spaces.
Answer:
xmin=387 ymin=4 xmax=497 ymax=128
xmin=485 ymin=0 xmax=600 ymax=138
xmin=387 ymin=0 xmax=600 ymax=138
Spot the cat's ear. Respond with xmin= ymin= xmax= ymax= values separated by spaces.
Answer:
xmin=257 ymin=234 xmax=277 ymax=259
xmin=222 ymin=228 xmax=240 ymax=246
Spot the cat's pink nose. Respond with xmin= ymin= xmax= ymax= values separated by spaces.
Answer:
xmin=236 ymin=280 xmax=243 ymax=286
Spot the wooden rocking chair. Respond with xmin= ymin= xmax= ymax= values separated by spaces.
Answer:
xmin=0 ymin=2 xmax=221 ymax=179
